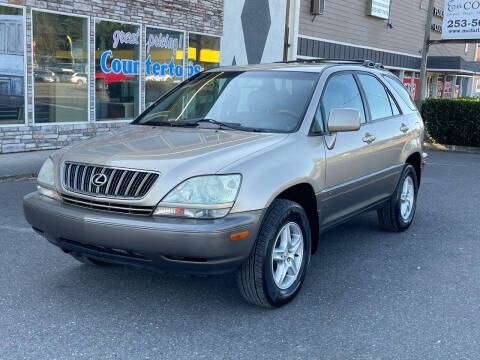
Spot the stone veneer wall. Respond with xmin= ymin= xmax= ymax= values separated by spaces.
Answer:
xmin=0 ymin=0 xmax=223 ymax=153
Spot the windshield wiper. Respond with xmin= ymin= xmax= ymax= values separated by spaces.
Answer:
xmin=143 ymin=120 xmax=196 ymax=127
xmin=193 ymin=119 xmax=263 ymax=132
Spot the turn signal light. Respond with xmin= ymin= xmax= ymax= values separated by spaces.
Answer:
xmin=230 ymin=231 xmax=249 ymax=241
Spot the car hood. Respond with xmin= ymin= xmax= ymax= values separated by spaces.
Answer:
xmin=59 ymin=124 xmax=288 ymax=176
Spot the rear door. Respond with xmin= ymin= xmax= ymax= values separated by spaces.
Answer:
xmin=319 ymin=72 xmax=381 ymax=227
xmin=355 ymin=73 xmax=406 ymax=198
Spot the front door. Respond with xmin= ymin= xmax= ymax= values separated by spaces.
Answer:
xmin=317 ymin=72 xmax=382 ymax=227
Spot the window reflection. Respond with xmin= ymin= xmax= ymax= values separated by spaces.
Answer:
xmin=187 ymin=33 xmax=220 ymax=77
xmin=145 ymin=27 xmax=184 ymax=107
xmin=0 ymin=6 xmax=24 ymax=124
xmin=95 ymin=20 xmax=140 ymax=121
xmin=32 ymin=11 xmax=88 ymax=123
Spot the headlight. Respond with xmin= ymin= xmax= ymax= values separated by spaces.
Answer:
xmin=37 ymin=158 xmax=55 ymax=187
xmin=153 ymin=174 xmax=241 ymax=219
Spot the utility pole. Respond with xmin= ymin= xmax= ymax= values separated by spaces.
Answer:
xmin=417 ymin=0 xmax=435 ymax=110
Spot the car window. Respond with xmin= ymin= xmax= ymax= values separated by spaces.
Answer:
xmin=135 ymin=71 xmax=319 ymax=133
xmin=321 ymin=73 xmax=366 ymax=124
xmin=383 ymin=74 xmax=418 ymax=111
xmin=357 ymin=74 xmax=393 ymax=121
xmin=311 ymin=105 xmax=324 ymax=134
xmin=388 ymin=92 xmax=401 ymax=116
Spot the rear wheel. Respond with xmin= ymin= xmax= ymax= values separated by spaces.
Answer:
xmin=377 ymin=164 xmax=418 ymax=232
xmin=70 ymin=253 xmax=111 ymax=266
xmin=236 ymin=199 xmax=311 ymax=308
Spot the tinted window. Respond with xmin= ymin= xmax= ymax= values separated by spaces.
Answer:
xmin=357 ymin=74 xmax=393 ymax=121
xmin=321 ymin=74 xmax=366 ymax=124
xmin=383 ymin=74 xmax=418 ymax=110
xmin=135 ymin=71 xmax=318 ymax=133
xmin=388 ymin=93 xmax=401 ymax=116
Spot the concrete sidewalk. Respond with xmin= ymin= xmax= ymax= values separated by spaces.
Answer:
xmin=0 ymin=150 xmax=55 ymax=181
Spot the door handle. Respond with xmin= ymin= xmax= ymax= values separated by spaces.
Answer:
xmin=362 ymin=133 xmax=376 ymax=144
xmin=400 ymin=123 xmax=409 ymax=133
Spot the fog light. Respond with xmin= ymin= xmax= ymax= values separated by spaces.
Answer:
xmin=37 ymin=185 xmax=59 ymax=200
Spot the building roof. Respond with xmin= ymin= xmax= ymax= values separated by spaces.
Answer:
xmin=427 ymin=56 xmax=480 ymax=75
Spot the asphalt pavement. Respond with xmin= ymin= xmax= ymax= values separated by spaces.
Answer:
xmin=0 ymin=150 xmax=479 ymax=359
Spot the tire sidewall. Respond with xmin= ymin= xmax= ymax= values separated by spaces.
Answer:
xmin=394 ymin=165 xmax=418 ymax=229
xmin=263 ymin=205 xmax=312 ymax=307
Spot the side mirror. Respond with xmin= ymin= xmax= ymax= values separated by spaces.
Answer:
xmin=327 ymin=108 xmax=361 ymax=133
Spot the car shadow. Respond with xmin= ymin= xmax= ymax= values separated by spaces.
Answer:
xmin=45 ymin=210 xmax=421 ymax=315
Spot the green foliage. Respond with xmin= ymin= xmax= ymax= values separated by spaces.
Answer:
xmin=421 ymin=98 xmax=480 ymax=147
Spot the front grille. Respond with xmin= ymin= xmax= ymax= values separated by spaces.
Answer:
xmin=61 ymin=194 xmax=154 ymax=216
xmin=62 ymin=162 xmax=159 ymax=199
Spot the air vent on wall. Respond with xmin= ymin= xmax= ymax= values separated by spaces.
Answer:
xmin=311 ymin=0 xmax=325 ymax=15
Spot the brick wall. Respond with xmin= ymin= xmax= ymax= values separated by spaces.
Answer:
xmin=0 ymin=0 xmax=223 ymax=153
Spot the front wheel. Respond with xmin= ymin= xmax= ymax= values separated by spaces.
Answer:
xmin=236 ymin=199 xmax=312 ymax=308
xmin=377 ymin=164 xmax=418 ymax=232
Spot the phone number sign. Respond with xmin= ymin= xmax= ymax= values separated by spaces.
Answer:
xmin=442 ymin=0 xmax=480 ymax=39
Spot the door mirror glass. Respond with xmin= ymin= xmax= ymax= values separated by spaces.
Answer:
xmin=327 ymin=108 xmax=361 ymax=132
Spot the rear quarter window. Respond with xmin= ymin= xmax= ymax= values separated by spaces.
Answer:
xmin=383 ymin=75 xmax=418 ymax=111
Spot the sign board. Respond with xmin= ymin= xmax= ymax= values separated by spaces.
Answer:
xmin=442 ymin=0 xmax=480 ymax=40
xmin=367 ymin=0 xmax=391 ymax=20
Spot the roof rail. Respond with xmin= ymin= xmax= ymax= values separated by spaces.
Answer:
xmin=277 ymin=58 xmax=384 ymax=69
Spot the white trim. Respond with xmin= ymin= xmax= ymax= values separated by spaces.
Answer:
xmin=0 ymin=3 xmax=28 ymax=127
xmin=31 ymin=8 xmax=90 ymax=125
xmin=144 ymin=25 xmax=187 ymax=110
xmin=93 ymin=16 xmax=140 ymax=26
xmin=93 ymin=17 xmax=142 ymax=123
xmin=298 ymin=34 xmax=423 ymax=59
xmin=287 ymin=0 xmax=301 ymax=61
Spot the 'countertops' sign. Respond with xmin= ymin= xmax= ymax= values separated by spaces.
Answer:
xmin=368 ymin=0 xmax=391 ymax=20
xmin=443 ymin=0 xmax=480 ymax=39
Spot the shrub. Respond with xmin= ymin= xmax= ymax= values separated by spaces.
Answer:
xmin=421 ymin=98 xmax=480 ymax=147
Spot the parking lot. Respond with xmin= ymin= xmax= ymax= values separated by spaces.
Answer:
xmin=1 ymin=150 xmax=479 ymax=359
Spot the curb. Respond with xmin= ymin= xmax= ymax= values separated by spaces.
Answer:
xmin=424 ymin=142 xmax=480 ymax=154
xmin=0 ymin=173 xmax=37 ymax=183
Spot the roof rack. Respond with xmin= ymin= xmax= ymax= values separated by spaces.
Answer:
xmin=277 ymin=58 xmax=385 ymax=69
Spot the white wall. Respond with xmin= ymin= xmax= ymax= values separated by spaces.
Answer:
xmin=221 ymin=0 xmax=287 ymax=66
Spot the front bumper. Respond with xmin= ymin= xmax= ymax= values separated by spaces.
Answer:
xmin=23 ymin=192 xmax=263 ymax=274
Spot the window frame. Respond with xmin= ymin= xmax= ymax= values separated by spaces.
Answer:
xmin=0 ymin=3 xmax=27 ymax=127
xmin=144 ymin=25 xmax=186 ymax=110
xmin=312 ymin=70 xmax=369 ymax=136
xmin=354 ymin=71 xmax=403 ymax=123
xmin=31 ymin=8 xmax=90 ymax=125
xmin=93 ymin=17 xmax=142 ymax=123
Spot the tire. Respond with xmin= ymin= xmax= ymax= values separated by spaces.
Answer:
xmin=236 ymin=199 xmax=312 ymax=308
xmin=377 ymin=164 xmax=418 ymax=232
xmin=70 ymin=253 xmax=111 ymax=266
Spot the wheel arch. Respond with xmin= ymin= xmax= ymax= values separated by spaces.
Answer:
xmin=405 ymin=152 xmax=422 ymax=187
xmin=272 ymin=182 xmax=320 ymax=254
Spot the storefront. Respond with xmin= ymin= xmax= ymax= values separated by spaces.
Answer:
xmin=0 ymin=1 xmax=222 ymax=153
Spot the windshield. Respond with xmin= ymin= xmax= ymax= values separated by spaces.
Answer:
xmin=133 ymin=70 xmax=319 ymax=133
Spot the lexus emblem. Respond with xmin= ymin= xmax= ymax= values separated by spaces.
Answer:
xmin=91 ymin=173 xmax=108 ymax=187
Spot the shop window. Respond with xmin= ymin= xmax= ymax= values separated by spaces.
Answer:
xmin=145 ymin=27 xmax=184 ymax=107
xmin=95 ymin=20 xmax=140 ymax=121
xmin=32 ymin=11 xmax=88 ymax=123
xmin=0 ymin=5 xmax=25 ymax=125
xmin=187 ymin=33 xmax=220 ymax=78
